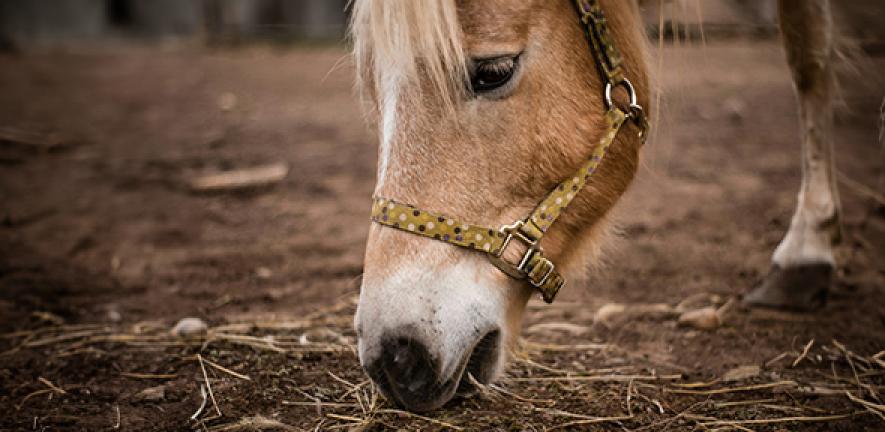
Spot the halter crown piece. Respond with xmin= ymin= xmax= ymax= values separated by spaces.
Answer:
xmin=369 ymin=0 xmax=649 ymax=303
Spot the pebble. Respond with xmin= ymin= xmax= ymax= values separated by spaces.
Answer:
xmin=677 ymin=306 xmax=721 ymax=330
xmin=107 ymin=310 xmax=122 ymax=323
xmin=170 ymin=317 xmax=208 ymax=337
xmin=255 ymin=267 xmax=273 ymax=279
xmin=133 ymin=385 xmax=165 ymax=403
xmin=722 ymin=97 xmax=746 ymax=123
xmin=218 ymin=92 xmax=238 ymax=111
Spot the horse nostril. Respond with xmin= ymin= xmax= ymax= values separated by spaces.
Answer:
xmin=407 ymin=376 xmax=427 ymax=393
xmin=367 ymin=337 xmax=439 ymax=409
xmin=393 ymin=345 xmax=412 ymax=367
xmin=386 ymin=339 xmax=433 ymax=384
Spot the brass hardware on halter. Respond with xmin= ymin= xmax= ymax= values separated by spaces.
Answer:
xmin=368 ymin=0 xmax=646 ymax=304
xmin=629 ymin=104 xmax=650 ymax=143
xmin=605 ymin=78 xmax=649 ymax=143
xmin=488 ymin=220 xmax=539 ymax=279
xmin=487 ymin=220 xmax=563 ymax=303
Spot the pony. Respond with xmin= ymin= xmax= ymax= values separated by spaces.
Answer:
xmin=350 ymin=0 xmax=839 ymax=412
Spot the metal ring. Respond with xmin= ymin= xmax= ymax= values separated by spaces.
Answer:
xmin=604 ymin=78 xmax=637 ymax=111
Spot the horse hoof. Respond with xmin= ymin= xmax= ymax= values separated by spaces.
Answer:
xmin=744 ymin=263 xmax=832 ymax=311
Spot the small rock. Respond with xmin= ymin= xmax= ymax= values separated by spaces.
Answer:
xmin=722 ymin=97 xmax=746 ymax=123
xmin=678 ymin=306 xmax=720 ymax=330
xmin=218 ymin=92 xmax=237 ymax=111
xmin=722 ymin=365 xmax=761 ymax=382
xmin=133 ymin=385 xmax=165 ymax=403
xmin=170 ymin=317 xmax=208 ymax=337
xmin=107 ymin=309 xmax=122 ymax=323
xmin=255 ymin=267 xmax=272 ymax=280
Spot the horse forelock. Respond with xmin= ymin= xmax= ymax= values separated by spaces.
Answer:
xmin=350 ymin=0 xmax=468 ymax=107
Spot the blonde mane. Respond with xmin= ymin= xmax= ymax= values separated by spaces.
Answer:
xmin=349 ymin=0 xmax=467 ymax=104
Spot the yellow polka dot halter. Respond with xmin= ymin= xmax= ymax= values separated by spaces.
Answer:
xmin=370 ymin=0 xmax=649 ymax=303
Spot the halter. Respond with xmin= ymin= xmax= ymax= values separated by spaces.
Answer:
xmin=369 ymin=0 xmax=649 ymax=303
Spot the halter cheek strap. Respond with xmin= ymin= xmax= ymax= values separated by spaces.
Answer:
xmin=369 ymin=0 xmax=648 ymax=304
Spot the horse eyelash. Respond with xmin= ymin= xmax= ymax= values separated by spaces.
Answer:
xmin=469 ymin=55 xmax=522 ymax=99
xmin=475 ymin=57 xmax=516 ymax=75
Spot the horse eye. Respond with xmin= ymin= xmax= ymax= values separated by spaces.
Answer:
xmin=470 ymin=56 xmax=518 ymax=94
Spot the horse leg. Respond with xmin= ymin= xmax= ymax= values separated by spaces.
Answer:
xmin=745 ymin=0 xmax=841 ymax=310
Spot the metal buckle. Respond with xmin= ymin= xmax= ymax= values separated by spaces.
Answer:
xmin=527 ymin=258 xmax=556 ymax=289
xmin=487 ymin=220 xmax=539 ymax=280
xmin=629 ymin=104 xmax=650 ymax=143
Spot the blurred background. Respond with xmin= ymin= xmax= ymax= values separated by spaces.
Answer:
xmin=0 ymin=0 xmax=349 ymax=47
xmin=1 ymin=0 xmax=884 ymax=48
xmin=0 ymin=1 xmax=883 ymax=431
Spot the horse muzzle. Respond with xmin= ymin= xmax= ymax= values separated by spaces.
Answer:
xmin=356 ymin=230 xmax=518 ymax=411
xmin=361 ymin=327 xmax=501 ymax=412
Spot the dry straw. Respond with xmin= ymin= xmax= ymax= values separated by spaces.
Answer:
xmin=4 ymin=295 xmax=883 ymax=430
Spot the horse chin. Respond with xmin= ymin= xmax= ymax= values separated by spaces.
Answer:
xmin=378 ymin=371 xmax=461 ymax=413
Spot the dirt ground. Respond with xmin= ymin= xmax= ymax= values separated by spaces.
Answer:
xmin=1 ymin=39 xmax=883 ymax=431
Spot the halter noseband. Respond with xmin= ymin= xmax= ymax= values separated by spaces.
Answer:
xmin=369 ymin=0 xmax=649 ymax=303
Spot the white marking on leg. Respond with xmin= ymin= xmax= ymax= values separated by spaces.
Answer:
xmin=772 ymin=0 xmax=840 ymax=269
xmin=772 ymin=110 xmax=839 ymax=268
xmin=772 ymin=204 xmax=836 ymax=267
